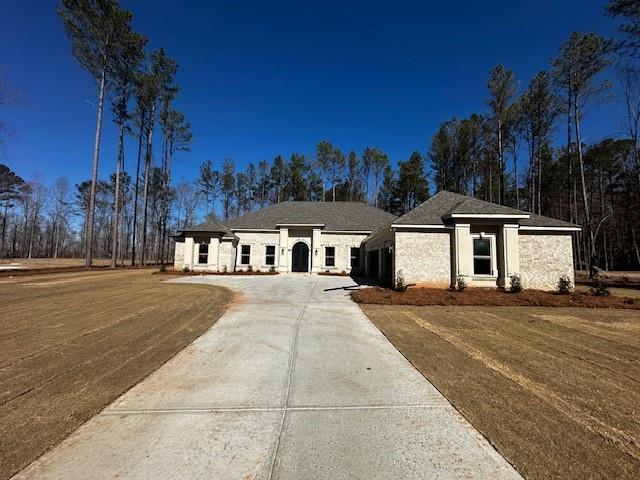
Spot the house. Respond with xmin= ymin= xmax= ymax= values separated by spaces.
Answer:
xmin=173 ymin=201 xmax=396 ymax=274
xmin=173 ymin=191 xmax=579 ymax=290
xmin=362 ymin=191 xmax=579 ymax=290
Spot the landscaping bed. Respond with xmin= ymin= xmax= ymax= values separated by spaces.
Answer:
xmin=156 ymin=269 xmax=279 ymax=276
xmin=351 ymin=286 xmax=640 ymax=309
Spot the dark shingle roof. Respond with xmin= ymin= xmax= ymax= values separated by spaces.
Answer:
xmin=393 ymin=191 xmax=578 ymax=228
xmin=178 ymin=220 xmax=236 ymax=238
xmin=520 ymin=213 xmax=579 ymax=228
xmin=226 ymin=201 xmax=397 ymax=231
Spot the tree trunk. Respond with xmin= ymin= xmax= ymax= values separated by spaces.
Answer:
xmin=85 ymin=64 xmax=107 ymax=268
xmin=498 ymin=119 xmax=504 ymax=205
xmin=574 ymin=99 xmax=595 ymax=275
xmin=111 ymin=120 xmax=125 ymax=268
xmin=131 ymin=116 xmax=145 ymax=266
xmin=141 ymin=104 xmax=155 ymax=266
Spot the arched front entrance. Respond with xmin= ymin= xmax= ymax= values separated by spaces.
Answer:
xmin=292 ymin=242 xmax=309 ymax=272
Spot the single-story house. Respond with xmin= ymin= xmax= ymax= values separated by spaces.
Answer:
xmin=173 ymin=201 xmax=396 ymax=274
xmin=173 ymin=191 xmax=579 ymax=290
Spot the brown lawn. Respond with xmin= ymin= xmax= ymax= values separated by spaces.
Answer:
xmin=0 ymin=270 xmax=231 ymax=480
xmin=352 ymin=286 xmax=640 ymax=309
xmin=361 ymin=304 xmax=640 ymax=480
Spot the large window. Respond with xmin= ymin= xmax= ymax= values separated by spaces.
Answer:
xmin=325 ymin=246 xmax=335 ymax=267
xmin=198 ymin=243 xmax=208 ymax=264
xmin=265 ymin=245 xmax=276 ymax=265
xmin=350 ymin=247 xmax=360 ymax=268
xmin=473 ymin=238 xmax=492 ymax=275
xmin=241 ymin=245 xmax=251 ymax=265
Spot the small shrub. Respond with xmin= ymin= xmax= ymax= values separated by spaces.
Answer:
xmin=247 ymin=265 xmax=253 ymax=272
xmin=395 ymin=270 xmax=408 ymax=292
xmin=509 ymin=273 xmax=523 ymax=293
xmin=590 ymin=277 xmax=610 ymax=297
xmin=182 ymin=265 xmax=190 ymax=273
xmin=269 ymin=266 xmax=276 ymax=273
xmin=557 ymin=275 xmax=573 ymax=294
xmin=222 ymin=265 xmax=228 ymax=273
xmin=456 ymin=275 xmax=467 ymax=292
xmin=159 ymin=264 xmax=167 ymax=273
xmin=341 ymin=270 xmax=347 ymax=275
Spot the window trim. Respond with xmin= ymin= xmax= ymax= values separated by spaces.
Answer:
xmin=197 ymin=242 xmax=209 ymax=265
xmin=240 ymin=245 xmax=251 ymax=265
xmin=350 ymin=247 xmax=360 ymax=269
xmin=265 ymin=245 xmax=276 ymax=266
xmin=325 ymin=246 xmax=336 ymax=267
xmin=471 ymin=234 xmax=496 ymax=277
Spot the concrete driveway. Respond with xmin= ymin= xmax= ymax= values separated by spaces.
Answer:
xmin=15 ymin=274 xmax=521 ymax=479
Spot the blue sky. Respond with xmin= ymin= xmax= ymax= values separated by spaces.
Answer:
xmin=0 ymin=0 xmax=622 ymax=188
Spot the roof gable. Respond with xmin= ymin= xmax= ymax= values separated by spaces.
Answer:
xmin=393 ymin=191 xmax=577 ymax=228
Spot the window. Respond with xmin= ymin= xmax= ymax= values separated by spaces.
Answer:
xmin=325 ymin=246 xmax=335 ymax=267
xmin=473 ymin=238 xmax=492 ymax=275
xmin=198 ymin=243 xmax=208 ymax=264
xmin=241 ymin=245 xmax=251 ymax=265
xmin=350 ymin=247 xmax=360 ymax=268
xmin=265 ymin=245 xmax=276 ymax=265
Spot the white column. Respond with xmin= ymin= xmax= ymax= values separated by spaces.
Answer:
xmin=184 ymin=236 xmax=195 ymax=270
xmin=453 ymin=224 xmax=472 ymax=284
xmin=209 ymin=237 xmax=219 ymax=271
xmin=278 ymin=228 xmax=289 ymax=272
xmin=502 ymin=224 xmax=520 ymax=283
xmin=311 ymin=228 xmax=322 ymax=273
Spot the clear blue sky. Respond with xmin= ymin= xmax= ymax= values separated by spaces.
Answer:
xmin=1 ymin=0 xmax=621 ymax=188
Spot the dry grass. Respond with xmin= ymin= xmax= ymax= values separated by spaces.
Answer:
xmin=363 ymin=305 xmax=640 ymax=480
xmin=0 ymin=270 xmax=231 ymax=479
xmin=0 ymin=258 xmax=112 ymax=268
xmin=351 ymin=286 xmax=640 ymax=309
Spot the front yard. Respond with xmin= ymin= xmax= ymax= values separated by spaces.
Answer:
xmin=0 ymin=270 xmax=231 ymax=480
xmin=361 ymin=304 xmax=640 ymax=479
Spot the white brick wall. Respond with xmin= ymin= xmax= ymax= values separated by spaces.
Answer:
xmin=395 ymin=230 xmax=451 ymax=286
xmin=318 ymin=232 xmax=368 ymax=273
xmin=235 ymin=231 xmax=280 ymax=272
xmin=519 ymin=232 xmax=574 ymax=290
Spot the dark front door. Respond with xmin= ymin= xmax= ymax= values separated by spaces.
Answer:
xmin=292 ymin=242 xmax=309 ymax=272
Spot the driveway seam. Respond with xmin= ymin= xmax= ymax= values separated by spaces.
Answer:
xmin=267 ymin=276 xmax=319 ymax=480
xmin=102 ymin=404 xmax=450 ymax=415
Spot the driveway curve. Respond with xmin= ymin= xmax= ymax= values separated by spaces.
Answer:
xmin=14 ymin=274 xmax=521 ymax=479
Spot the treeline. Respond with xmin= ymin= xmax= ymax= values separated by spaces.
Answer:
xmin=196 ymin=144 xmax=428 ymax=220
xmin=429 ymin=2 xmax=640 ymax=271
xmin=3 ymin=1 xmax=640 ymax=272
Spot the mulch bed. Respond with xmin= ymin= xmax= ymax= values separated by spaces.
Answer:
xmin=318 ymin=271 xmax=350 ymax=276
xmin=351 ymin=286 xmax=640 ymax=309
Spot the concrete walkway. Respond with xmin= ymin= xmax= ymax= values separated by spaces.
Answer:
xmin=15 ymin=275 xmax=521 ymax=479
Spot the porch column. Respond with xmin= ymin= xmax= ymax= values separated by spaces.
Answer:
xmin=501 ymin=224 xmax=520 ymax=287
xmin=278 ymin=228 xmax=289 ymax=272
xmin=453 ymin=224 xmax=472 ymax=285
xmin=184 ymin=236 xmax=195 ymax=270
xmin=311 ymin=228 xmax=322 ymax=273
xmin=209 ymin=236 xmax=219 ymax=271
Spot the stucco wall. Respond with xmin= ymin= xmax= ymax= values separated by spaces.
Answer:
xmin=235 ymin=231 xmax=280 ymax=271
xmin=519 ymin=232 xmax=574 ymax=290
xmin=318 ymin=232 xmax=368 ymax=273
xmin=395 ymin=230 xmax=452 ymax=286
